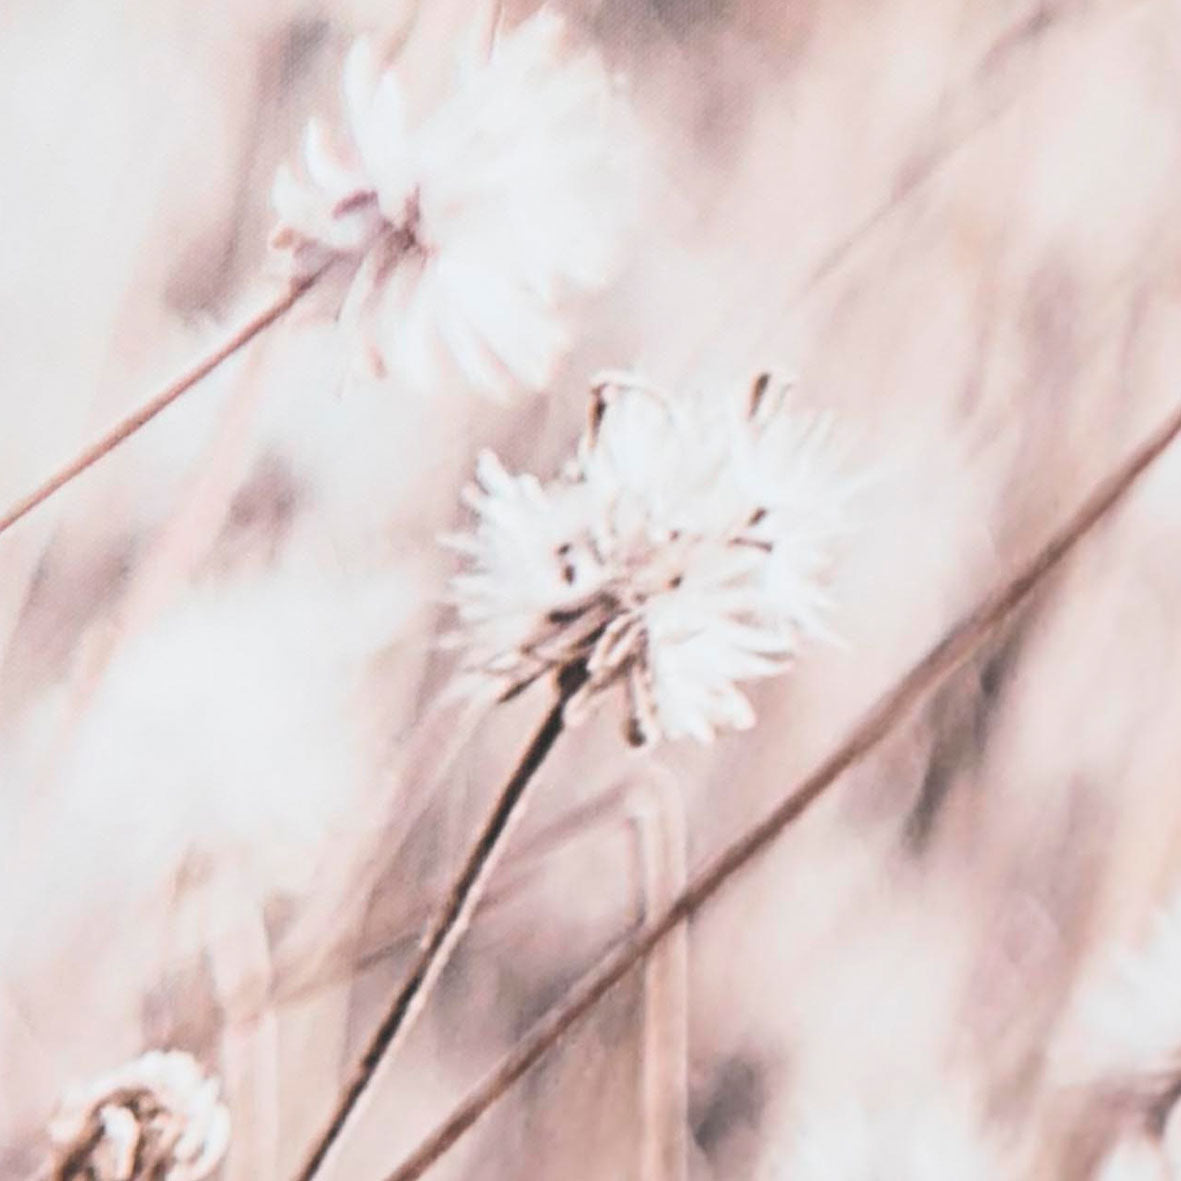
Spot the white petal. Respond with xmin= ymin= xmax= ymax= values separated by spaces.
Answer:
xmin=302 ymin=118 xmax=358 ymax=198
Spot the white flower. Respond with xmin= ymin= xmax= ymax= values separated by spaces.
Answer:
xmin=270 ymin=12 xmax=637 ymax=398
xmin=48 ymin=1050 xmax=229 ymax=1181
xmin=446 ymin=372 xmax=855 ymax=744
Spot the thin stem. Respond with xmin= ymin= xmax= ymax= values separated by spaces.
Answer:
xmin=293 ymin=663 xmax=588 ymax=1181
xmin=140 ymin=771 xmax=633 ymax=1035
xmin=0 ymin=268 xmax=328 ymax=540
xmin=483 ymin=0 xmax=504 ymax=59
xmin=50 ymin=1122 xmax=105 ymax=1181
xmin=380 ymin=392 xmax=1181 ymax=1181
xmin=274 ymin=692 xmax=495 ymax=1007
xmin=629 ymin=775 xmax=689 ymax=1181
xmin=206 ymin=890 xmax=280 ymax=1181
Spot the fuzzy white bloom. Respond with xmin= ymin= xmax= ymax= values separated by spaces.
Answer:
xmin=447 ymin=372 xmax=855 ymax=744
xmin=48 ymin=1050 xmax=229 ymax=1181
xmin=270 ymin=12 xmax=637 ymax=398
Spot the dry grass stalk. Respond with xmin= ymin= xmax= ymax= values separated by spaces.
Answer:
xmin=629 ymin=774 xmax=690 ymax=1181
xmin=292 ymin=664 xmax=588 ymax=1181
xmin=0 ymin=268 xmax=328 ymax=540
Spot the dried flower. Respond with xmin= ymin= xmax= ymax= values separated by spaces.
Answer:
xmin=270 ymin=12 xmax=637 ymax=398
xmin=48 ymin=1050 xmax=229 ymax=1181
xmin=447 ymin=372 xmax=855 ymax=744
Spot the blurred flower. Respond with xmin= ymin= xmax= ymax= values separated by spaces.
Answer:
xmin=1095 ymin=1136 xmax=1171 ymax=1181
xmin=11 ymin=560 xmax=421 ymax=960
xmin=1053 ymin=889 xmax=1181 ymax=1178
xmin=446 ymin=372 xmax=856 ymax=744
xmin=48 ymin=1050 xmax=229 ymax=1181
xmin=766 ymin=1098 xmax=1003 ymax=1181
xmin=270 ymin=12 xmax=637 ymax=398
xmin=1060 ymin=892 xmax=1181 ymax=1097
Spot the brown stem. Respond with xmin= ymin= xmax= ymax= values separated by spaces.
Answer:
xmin=138 ymin=771 xmax=633 ymax=1041
xmin=50 ymin=1120 xmax=105 ymax=1181
xmin=380 ymin=392 xmax=1181 ymax=1181
xmin=272 ymin=693 xmax=495 ymax=1014
xmin=0 ymin=268 xmax=329 ymax=540
xmin=292 ymin=663 xmax=589 ymax=1181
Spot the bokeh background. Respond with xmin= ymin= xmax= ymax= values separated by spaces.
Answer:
xmin=4 ymin=0 xmax=1181 ymax=1177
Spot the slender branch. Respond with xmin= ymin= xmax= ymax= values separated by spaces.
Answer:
xmin=381 ymin=393 xmax=1181 ymax=1181
xmin=0 ymin=269 xmax=328 ymax=539
xmin=293 ymin=662 xmax=589 ymax=1181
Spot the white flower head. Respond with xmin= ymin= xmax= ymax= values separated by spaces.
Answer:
xmin=446 ymin=371 xmax=856 ymax=745
xmin=270 ymin=11 xmax=638 ymax=398
xmin=48 ymin=1050 xmax=229 ymax=1181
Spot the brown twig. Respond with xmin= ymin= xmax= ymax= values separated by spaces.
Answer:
xmin=381 ymin=394 xmax=1181 ymax=1181
xmin=0 ymin=270 xmax=328 ymax=540
xmin=293 ymin=663 xmax=590 ymax=1181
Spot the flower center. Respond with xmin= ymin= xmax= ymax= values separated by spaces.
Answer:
xmin=387 ymin=188 xmax=424 ymax=256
